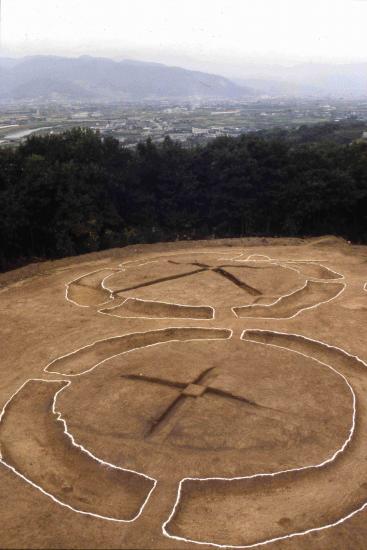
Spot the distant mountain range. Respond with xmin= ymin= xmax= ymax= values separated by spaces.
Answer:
xmin=0 ymin=55 xmax=366 ymax=103
xmin=232 ymin=62 xmax=367 ymax=98
xmin=0 ymin=55 xmax=254 ymax=102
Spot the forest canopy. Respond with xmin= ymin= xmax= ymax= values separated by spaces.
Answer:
xmin=0 ymin=123 xmax=366 ymax=270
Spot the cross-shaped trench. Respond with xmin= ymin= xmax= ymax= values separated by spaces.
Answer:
xmin=121 ymin=366 xmax=274 ymax=444
xmin=112 ymin=261 xmax=262 ymax=297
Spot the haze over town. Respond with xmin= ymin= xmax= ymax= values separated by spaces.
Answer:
xmin=1 ymin=0 xmax=367 ymax=148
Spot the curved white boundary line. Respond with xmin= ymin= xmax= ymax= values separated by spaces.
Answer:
xmin=226 ymin=254 xmax=273 ymax=262
xmin=279 ymin=260 xmax=344 ymax=281
xmin=232 ymin=281 xmax=346 ymax=321
xmin=228 ymin=254 xmax=346 ymax=320
xmin=98 ymin=297 xmax=215 ymax=321
xmin=162 ymin=329 xmax=367 ymax=548
xmin=3 ymin=247 xmax=361 ymax=542
xmin=364 ymin=282 xmax=367 ymax=293
xmin=230 ymin=253 xmax=336 ymax=266
xmin=1 ymin=329 xmax=232 ymax=524
xmin=114 ymin=252 xmax=246 ymax=321
xmin=65 ymin=251 xmax=240 ymax=317
xmin=65 ymin=252 xmax=345 ymax=322
xmin=229 ymin=254 xmax=345 ymax=280
xmin=118 ymin=251 xmax=243 ymax=269
xmin=229 ymin=254 xmax=344 ymax=278
xmin=65 ymin=268 xmax=120 ymax=308
xmin=44 ymin=327 xmax=233 ymax=377
xmin=119 ymin=260 xmax=160 ymax=268
xmin=0 ymin=378 xmax=157 ymax=523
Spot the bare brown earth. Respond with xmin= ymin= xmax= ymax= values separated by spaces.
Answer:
xmin=100 ymin=299 xmax=214 ymax=320
xmin=0 ymin=380 xmax=155 ymax=521
xmin=233 ymin=280 xmax=345 ymax=319
xmin=1 ymin=236 xmax=367 ymax=549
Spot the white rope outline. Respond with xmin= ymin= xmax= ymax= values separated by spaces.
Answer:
xmin=0 ymin=328 xmax=233 ymax=523
xmin=6 ymin=249 xmax=361 ymax=543
xmin=228 ymin=254 xmax=345 ymax=280
xmin=119 ymin=260 xmax=160 ymax=268
xmin=230 ymin=255 xmax=346 ymax=320
xmin=232 ymin=280 xmax=346 ymax=320
xmin=162 ymin=329 xmax=367 ymax=548
xmin=44 ymin=327 xmax=233 ymax=377
xmin=118 ymin=252 xmax=244 ymax=268
xmin=224 ymin=253 xmax=344 ymax=278
xmin=65 ymin=267 xmax=120 ymax=308
xmin=99 ymin=297 xmax=215 ymax=321
xmin=0 ymin=378 xmax=157 ymax=523
xmin=65 ymin=251 xmax=345 ymax=322
xmin=227 ymin=253 xmax=338 ymax=267
xmin=64 ymin=250 xmax=242 ymax=317
xmin=279 ymin=260 xmax=344 ymax=281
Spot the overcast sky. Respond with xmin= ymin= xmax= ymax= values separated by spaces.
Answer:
xmin=2 ymin=0 xmax=367 ymax=73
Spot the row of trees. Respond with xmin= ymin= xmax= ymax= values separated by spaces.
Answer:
xmin=1 ymin=123 xmax=366 ymax=269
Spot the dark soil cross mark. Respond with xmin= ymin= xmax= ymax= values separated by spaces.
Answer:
xmin=112 ymin=268 xmax=207 ymax=294
xmin=114 ymin=261 xmax=262 ymax=297
xmin=121 ymin=366 xmax=271 ymax=443
xmin=212 ymin=267 xmax=262 ymax=296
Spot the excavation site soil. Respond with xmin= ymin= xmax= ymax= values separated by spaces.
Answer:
xmin=1 ymin=236 xmax=367 ymax=550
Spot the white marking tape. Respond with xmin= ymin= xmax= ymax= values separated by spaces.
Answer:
xmin=230 ymin=254 xmax=344 ymax=279
xmin=229 ymin=254 xmax=346 ymax=320
xmin=65 ymin=250 xmax=240 ymax=316
xmin=162 ymin=329 xmax=367 ymax=548
xmin=232 ymin=280 xmax=346 ymax=320
xmin=98 ymin=297 xmax=215 ymax=321
xmin=0 ymin=378 xmax=157 ymax=523
xmin=0 ymin=329 xmax=232 ymax=522
xmin=118 ymin=251 xmax=242 ymax=269
xmin=65 ymin=268 xmax=120 ymax=308
xmin=3 ymin=247 xmax=358 ymax=545
xmin=44 ymin=328 xmax=233 ymax=377
xmin=65 ymin=252 xmax=345 ymax=321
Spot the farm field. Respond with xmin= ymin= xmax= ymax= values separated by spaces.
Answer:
xmin=0 ymin=236 xmax=367 ymax=549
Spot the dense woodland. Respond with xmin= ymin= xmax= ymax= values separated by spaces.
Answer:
xmin=1 ymin=122 xmax=367 ymax=270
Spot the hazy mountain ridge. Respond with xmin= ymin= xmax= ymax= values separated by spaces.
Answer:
xmin=232 ymin=62 xmax=367 ymax=97
xmin=0 ymin=55 xmax=254 ymax=102
xmin=1 ymin=56 xmax=366 ymax=102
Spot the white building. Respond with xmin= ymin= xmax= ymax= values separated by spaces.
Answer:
xmin=192 ymin=127 xmax=209 ymax=135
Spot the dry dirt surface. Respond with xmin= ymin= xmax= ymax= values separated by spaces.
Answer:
xmin=1 ymin=236 xmax=367 ymax=550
